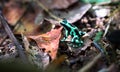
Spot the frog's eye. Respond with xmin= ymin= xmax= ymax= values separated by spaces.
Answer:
xmin=62 ymin=20 xmax=67 ymax=24
xmin=60 ymin=21 xmax=65 ymax=25
xmin=60 ymin=19 xmax=68 ymax=25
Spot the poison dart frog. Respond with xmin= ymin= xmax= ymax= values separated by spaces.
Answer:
xmin=60 ymin=19 xmax=86 ymax=48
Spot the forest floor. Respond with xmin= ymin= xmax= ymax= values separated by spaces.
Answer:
xmin=0 ymin=0 xmax=120 ymax=72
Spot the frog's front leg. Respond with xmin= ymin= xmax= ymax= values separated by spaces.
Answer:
xmin=70 ymin=29 xmax=79 ymax=43
xmin=71 ymin=35 xmax=79 ymax=43
xmin=61 ymin=30 xmax=69 ymax=41
xmin=71 ymin=39 xmax=83 ymax=48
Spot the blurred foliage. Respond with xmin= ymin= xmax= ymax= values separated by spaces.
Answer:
xmin=80 ymin=0 xmax=111 ymax=4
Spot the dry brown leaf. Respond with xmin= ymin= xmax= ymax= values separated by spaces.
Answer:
xmin=50 ymin=0 xmax=78 ymax=9
xmin=14 ymin=21 xmax=38 ymax=35
xmin=39 ymin=0 xmax=78 ymax=9
xmin=13 ymin=13 xmax=40 ymax=34
xmin=14 ymin=18 xmax=54 ymax=35
xmin=22 ymin=34 xmax=50 ymax=68
xmin=3 ymin=1 xmax=25 ymax=25
xmin=45 ymin=55 xmax=67 ymax=71
xmin=50 ymin=3 xmax=91 ymax=23
xmin=2 ymin=0 xmax=45 ymax=35
xmin=95 ymin=18 xmax=105 ymax=30
xmin=28 ymin=27 xmax=62 ymax=60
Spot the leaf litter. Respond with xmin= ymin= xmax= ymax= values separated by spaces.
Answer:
xmin=0 ymin=0 xmax=120 ymax=72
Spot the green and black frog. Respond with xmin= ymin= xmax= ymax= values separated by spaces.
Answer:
xmin=60 ymin=19 xmax=86 ymax=48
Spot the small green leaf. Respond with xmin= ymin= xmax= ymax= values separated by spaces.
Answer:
xmin=94 ymin=31 xmax=103 ymax=42
xmin=80 ymin=0 xmax=111 ymax=4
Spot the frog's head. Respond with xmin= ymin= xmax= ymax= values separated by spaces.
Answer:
xmin=60 ymin=18 xmax=68 ymax=25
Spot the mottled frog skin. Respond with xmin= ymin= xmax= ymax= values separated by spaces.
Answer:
xmin=60 ymin=19 xmax=85 ymax=48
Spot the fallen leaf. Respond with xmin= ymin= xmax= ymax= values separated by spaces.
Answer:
xmin=14 ymin=18 xmax=53 ymax=35
xmin=45 ymin=55 xmax=67 ymax=72
xmin=51 ymin=0 xmax=78 ymax=9
xmin=50 ymin=3 xmax=91 ymax=23
xmin=28 ymin=27 xmax=62 ymax=60
xmin=95 ymin=18 xmax=105 ymax=30
xmin=3 ymin=1 xmax=25 ymax=25
xmin=22 ymin=34 xmax=50 ymax=68
xmin=39 ymin=0 xmax=78 ymax=9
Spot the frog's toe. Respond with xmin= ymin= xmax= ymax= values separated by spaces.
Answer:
xmin=75 ymin=39 xmax=80 ymax=43
xmin=72 ymin=44 xmax=79 ymax=48
xmin=82 ymin=32 xmax=86 ymax=35
xmin=80 ymin=41 xmax=83 ymax=44
xmin=61 ymin=38 xmax=66 ymax=41
xmin=72 ymin=45 xmax=75 ymax=48
xmin=74 ymin=45 xmax=78 ymax=48
xmin=61 ymin=39 xmax=64 ymax=41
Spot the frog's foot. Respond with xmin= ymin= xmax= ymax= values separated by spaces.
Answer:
xmin=79 ymin=40 xmax=83 ymax=44
xmin=75 ymin=39 xmax=80 ymax=43
xmin=70 ymin=44 xmax=80 ymax=48
xmin=61 ymin=37 xmax=66 ymax=42
xmin=71 ymin=36 xmax=79 ymax=43
xmin=72 ymin=44 xmax=79 ymax=48
xmin=71 ymin=40 xmax=84 ymax=48
xmin=68 ymin=42 xmax=82 ymax=48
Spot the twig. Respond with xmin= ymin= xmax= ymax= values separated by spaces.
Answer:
xmin=103 ymin=17 xmax=113 ymax=37
xmin=0 ymin=11 xmax=28 ymax=63
xmin=93 ymin=41 xmax=105 ymax=54
xmin=103 ymin=4 xmax=120 ymax=37
xmin=78 ymin=53 xmax=102 ymax=72
xmin=13 ymin=2 xmax=34 ymax=32
xmin=0 ymin=35 xmax=7 ymax=45
xmin=33 ymin=0 xmax=62 ymax=21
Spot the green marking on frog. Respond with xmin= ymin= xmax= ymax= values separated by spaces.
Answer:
xmin=60 ymin=19 xmax=86 ymax=48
